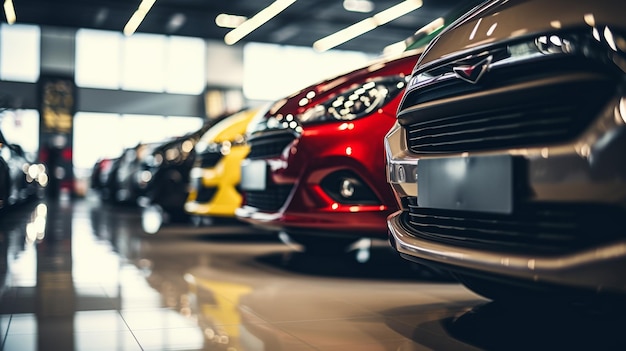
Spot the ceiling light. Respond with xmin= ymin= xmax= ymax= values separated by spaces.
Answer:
xmin=382 ymin=41 xmax=407 ymax=56
xmin=373 ymin=0 xmax=421 ymax=26
xmin=94 ymin=8 xmax=109 ymax=27
xmin=123 ymin=0 xmax=157 ymax=36
xmin=4 ymin=0 xmax=16 ymax=25
xmin=215 ymin=14 xmax=248 ymax=28
xmin=224 ymin=0 xmax=296 ymax=45
xmin=343 ymin=0 xmax=374 ymax=13
xmin=383 ymin=16 xmax=444 ymax=55
xmin=166 ymin=13 xmax=186 ymax=32
xmin=314 ymin=0 xmax=423 ymax=52
xmin=313 ymin=19 xmax=377 ymax=52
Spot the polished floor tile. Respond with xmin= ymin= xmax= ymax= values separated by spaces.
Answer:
xmin=1 ymin=194 xmax=625 ymax=350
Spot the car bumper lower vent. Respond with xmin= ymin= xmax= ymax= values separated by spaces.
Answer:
xmin=247 ymin=132 xmax=296 ymax=159
xmin=244 ymin=184 xmax=292 ymax=212
xmin=403 ymin=197 xmax=626 ymax=256
xmin=195 ymin=186 xmax=217 ymax=203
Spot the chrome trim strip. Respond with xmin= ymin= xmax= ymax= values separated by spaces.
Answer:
xmin=388 ymin=211 xmax=626 ymax=292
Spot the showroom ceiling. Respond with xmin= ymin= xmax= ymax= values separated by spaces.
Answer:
xmin=12 ymin=0 xmax=467 ymax=53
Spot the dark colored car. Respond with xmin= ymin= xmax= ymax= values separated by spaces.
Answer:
xmin=92 ymin=155 xmax=120 ymax=202
xmin=90 ymin=156 xmax=115 ymax=193
xmin=136 ymin=120 xmax=223 ymax=228
xmin=235 ymin=50 xmax=421 ymax=254
xmin=385 ymin=0 xmax=626 ymax=302
xmin=103 ymin=141 xmax=163 ymax=204
xmin=0 ymin=128 xmax=46 ymax=209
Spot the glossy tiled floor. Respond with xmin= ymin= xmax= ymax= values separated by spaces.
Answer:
xmin=1 ymin=194 xmax=625 ymax=351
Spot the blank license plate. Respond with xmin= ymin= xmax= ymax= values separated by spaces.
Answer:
xmin=417 ymin=155 xmax=513 ymax=214
xmin=240 ymin=159 xmax=267 ymax=191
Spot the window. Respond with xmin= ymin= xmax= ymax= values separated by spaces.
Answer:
xmin=74 ymin=113 xmax=203 ymax=171
xmin=122 ymin=33 xmax=166 ymax=92
xmin=75 ymin=29 xmax=122 ymax=89
xmin=165 ymin=116 xmax=204 ymax=137
xmin=76 ymin=29 xmax=205 ymax=94
xmin=243 ymin=42 xmax=374 ymax=101
xmin=0 ymin=109 xmax=39 ymax=157
xmin=73 ymin=112 xmax=123 ymax=170
xmin=165 ymin=36 xmax=205 ymax=94
xmin=0 ymin=24 xmax=40 ymax=82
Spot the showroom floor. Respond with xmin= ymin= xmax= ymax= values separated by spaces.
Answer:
xmin=0 ymin=194 xmax=624 ymax=351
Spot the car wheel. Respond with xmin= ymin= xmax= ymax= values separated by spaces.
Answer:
xmin=279 ymin=232 xmax=358 ymax=256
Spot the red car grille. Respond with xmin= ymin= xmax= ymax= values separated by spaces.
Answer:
xmin=247 ymin=132 xmax=296 ymax=159
xmin=244 ymin=184 xmax=292 ymax=212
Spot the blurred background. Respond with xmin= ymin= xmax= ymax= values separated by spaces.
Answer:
xmin=0 ymin=0 xmax=463 ymax=199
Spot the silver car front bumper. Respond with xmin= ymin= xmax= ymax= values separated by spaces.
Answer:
xmin=384 ymin=95 xmax=626 ymax=293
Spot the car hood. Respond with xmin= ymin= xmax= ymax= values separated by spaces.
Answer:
xmin=417 ymin=0 xmax=626 ymax=70
xmin=197 ymin=107 xmax=261 ymax=145
xmin=266 ymin=49 xmax=422 ymax=119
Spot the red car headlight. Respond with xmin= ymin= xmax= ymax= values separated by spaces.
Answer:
xmin=298 ymin=75 xmax=408 ymax=124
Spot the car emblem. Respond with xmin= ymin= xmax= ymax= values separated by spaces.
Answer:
xmin=453 ymin=55 xmax=492 ymax=84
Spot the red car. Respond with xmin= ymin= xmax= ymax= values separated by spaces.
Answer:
xmin=235 ymin=50 xmax=421 ymax=254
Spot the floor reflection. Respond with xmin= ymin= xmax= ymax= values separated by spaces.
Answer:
xmin=444 ymin=300 xmax=626 ymax=351
xmin=2 ymin=197 xmax=624 ymax=350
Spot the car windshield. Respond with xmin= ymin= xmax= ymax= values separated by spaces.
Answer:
xmin=404 ymin=0 xmax=492 ymax=51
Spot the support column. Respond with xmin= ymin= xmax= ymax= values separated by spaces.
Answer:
xmin=37 ymin=27 xmax=77 ymax=198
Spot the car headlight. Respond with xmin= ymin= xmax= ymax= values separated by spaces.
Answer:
xmin=298 ymin=75 xmax=408 ymax=124
xmin=197 ymin=134 xmax=246 ymax=156
xmin=145 ymin=153 xmax=163 ymax=167
xmin=149 ymin=139 xmax=195 ymax=167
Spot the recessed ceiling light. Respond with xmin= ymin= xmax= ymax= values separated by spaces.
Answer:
xmin=215 ymin=14 xmax=247 ymax=28
xmin=166 ymin=13 xmax=186 ymax=32
xmin=343 ymin=0 xmax=374 ymax=13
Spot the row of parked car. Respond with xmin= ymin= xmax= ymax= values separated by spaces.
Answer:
xmin=0 ymin=120 xmax=47 ymax=212
xmin=92 ymin=0 xmax=626 ymax=305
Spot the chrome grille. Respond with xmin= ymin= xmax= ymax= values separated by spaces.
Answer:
xmin=407 ymin=99 xmax=582 ymax=153
xmin=400 ymin=60 xmax=616 ymax=153
xmin=399 ymin=36 xmax=622 ymax=153
xmin=403 ymin=197 xmax=626 ymax=256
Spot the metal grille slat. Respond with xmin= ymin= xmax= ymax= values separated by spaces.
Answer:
xmin=407 ymin=103 xmax=580 ymax=153
xmin=409 ymin=108 xmax=572 ymax=142
xmin=404 ymin=201 xmax=625 ymax=255
xmin=400 ymin=54 xmax=618 ymax=154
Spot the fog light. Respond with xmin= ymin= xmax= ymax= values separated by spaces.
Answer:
xmin=320 ymin=170 xmax=379 ymax=205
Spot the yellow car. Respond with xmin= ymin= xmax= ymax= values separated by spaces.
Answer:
xmin=184 ymin=107 xmax=263 ymax=225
